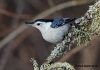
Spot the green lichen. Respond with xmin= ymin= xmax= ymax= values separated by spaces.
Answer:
xmin=47 ymin=62 xmax=75 ymax=70
xmin=30 ymin=1 xmax=100 ymax=70
xmin=72 ymin=0 xmax=100 ymax=46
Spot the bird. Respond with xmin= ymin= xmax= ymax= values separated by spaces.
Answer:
xmin=25 ymin=18 xmax=78 ymax=44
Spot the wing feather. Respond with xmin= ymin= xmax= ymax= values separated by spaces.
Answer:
xmin=51 ymin=18 xmax=76 ymax=28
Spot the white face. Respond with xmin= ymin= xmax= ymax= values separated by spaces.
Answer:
xmin=32 ymin=21 xmax=52 ymax=31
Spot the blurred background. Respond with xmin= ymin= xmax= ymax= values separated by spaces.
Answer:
xmin=0 ymin=0 xmax=100 ymax=70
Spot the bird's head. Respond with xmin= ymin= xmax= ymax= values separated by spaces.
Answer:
xmin=25 ymin=19 xmax=53 ymax=30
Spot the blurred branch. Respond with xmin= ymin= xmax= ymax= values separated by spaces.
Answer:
xmin=0 ymin=0 xmax=5 ymax=7
xmin=0 ymin=8 xmax=32 ymax=19
xmin=47 ymin=0 xmax=54 ymax=7
xmin=0 ymin=44 xmax=10 ymax=70
xmin=0 ymin=26 xmax=12 ymax=37
xmin=0 ymin=0 xmax=29 ymax=49
xmin=0 ymin=25 xmax=33 ymax=70
xmin=0 ymin=24 xmax=28 ymax=49
xmin=0 ymin=0 xmax=27 ymax=68
xmin=0 ymin=0 xmax=25 ymax=70
xmin=0 ymin=0 xmax=6 ymax=21
xmin=11 ymin=0 xmax=25 ymax=26
xmin=34 ymin=0 xmax=94 ymax=20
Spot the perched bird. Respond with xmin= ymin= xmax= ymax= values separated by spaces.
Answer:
xmin=25 ymin=18 xmax=77 ymax=44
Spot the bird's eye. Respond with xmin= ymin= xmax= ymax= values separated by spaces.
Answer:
xmin=37 ymin=23 xmax=41 ymax=26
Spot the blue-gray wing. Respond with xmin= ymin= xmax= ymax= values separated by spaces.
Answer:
xmin=51 ymin=18 xmax=76 ymax=28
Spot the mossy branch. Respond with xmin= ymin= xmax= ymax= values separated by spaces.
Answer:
xmin=31 ymin=0 xmax=100 ymax=70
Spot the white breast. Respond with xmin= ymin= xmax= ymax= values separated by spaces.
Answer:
xmin=41 ymin=24 xmax=69 ymax=44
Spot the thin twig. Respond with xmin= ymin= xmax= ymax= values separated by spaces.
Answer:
xmin=0 ymin=8 xmax=32 ymax=19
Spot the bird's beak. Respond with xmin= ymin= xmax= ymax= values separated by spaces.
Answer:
xmin=25 ymin=22 xmax=34 ymax=25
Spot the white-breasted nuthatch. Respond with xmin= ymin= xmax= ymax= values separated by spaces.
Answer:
xmin=25 ymin=18 xmax=78 ymax=44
